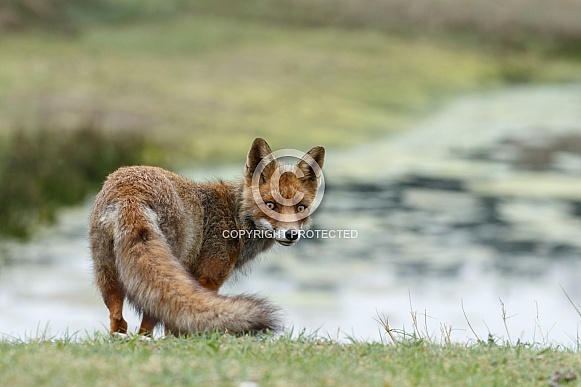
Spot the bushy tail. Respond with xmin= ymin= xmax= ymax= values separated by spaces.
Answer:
xmin=113 ymin=200 xmax=280 ymax=334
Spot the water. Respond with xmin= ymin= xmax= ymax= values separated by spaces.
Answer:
xmin=2 ymin=83 xmax=581 ymax=345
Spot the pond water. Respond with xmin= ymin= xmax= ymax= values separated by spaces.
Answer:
xmin=2 ymin=83 xmax=581 ymax=345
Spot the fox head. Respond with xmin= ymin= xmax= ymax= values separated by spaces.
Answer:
xmin=243 ymin=138 xmax=325 ymax=246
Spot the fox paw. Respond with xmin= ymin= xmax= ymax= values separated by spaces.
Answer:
xmin=112 ymin=332 xmax=129 ymax=340
xmin=111 ymin=332 xmax=152 ymax=342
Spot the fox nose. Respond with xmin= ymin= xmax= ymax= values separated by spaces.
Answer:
xmin=285 ymin=229 xmax=299 ymax=241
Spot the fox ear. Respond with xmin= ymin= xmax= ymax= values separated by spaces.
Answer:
xmin=244 ymin=138 xmax=274 ymax=181
xmin=296 ymin=146 xmax=325 ymax=186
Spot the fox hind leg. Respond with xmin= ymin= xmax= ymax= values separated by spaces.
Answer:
xmin=138 ymin=313 xmax=158 ymax=336
xmin=103 ymin=283 xmax=128 ymax=334
xmin=91 ymin=232 xmax=128 ymax=334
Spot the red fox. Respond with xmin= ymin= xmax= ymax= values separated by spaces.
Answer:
xmin=89 ymin=138 xmax=325 ymax=336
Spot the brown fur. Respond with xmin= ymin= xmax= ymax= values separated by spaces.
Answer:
xmin=89 ymin=138 xmax=324 ymax=335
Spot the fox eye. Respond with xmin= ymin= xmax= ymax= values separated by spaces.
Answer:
xmin=297 ymin=204 xmax=306 ymax=213
xmin=265 ymin=201 xmax=276 ymax=210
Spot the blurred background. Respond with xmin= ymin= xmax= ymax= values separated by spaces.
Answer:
xmin=1 ymin=0 xmax=581 ymax=344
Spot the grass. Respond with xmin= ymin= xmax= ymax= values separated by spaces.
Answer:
xmin=3 ymin=299 xmax=581 ymax=386
xmin=0 ymin=332 xmax=579 ymax=386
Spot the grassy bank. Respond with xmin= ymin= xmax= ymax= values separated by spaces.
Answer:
xmin=1 ymin=2 xmax=581 ymax=165
xmin=0 ymin=16 xmax=514 ymax=161
xmin=0 ymin=333 xmax=579 ymax=386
